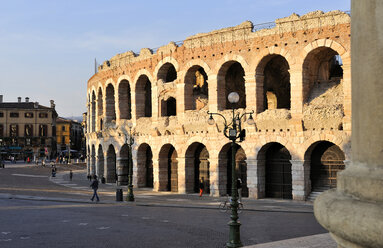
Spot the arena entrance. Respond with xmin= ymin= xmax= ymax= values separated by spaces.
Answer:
xmin=309 ymin=141 xmax=345 ymax=190
xmin=262 ymin=143 xmax=292 ymax=199
xmin=158 ymin=144 xmax=178 ymax=192
xmin=185 ymin=143 xmax=210 ymax=194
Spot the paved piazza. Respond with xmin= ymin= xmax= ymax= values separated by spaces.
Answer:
xmin=0 ymin=163 xmax=327 ymax=247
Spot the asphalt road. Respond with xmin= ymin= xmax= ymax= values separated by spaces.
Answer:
xmin=0 ymin=164 xmax=327 ymax=248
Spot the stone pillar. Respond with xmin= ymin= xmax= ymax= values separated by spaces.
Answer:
xmin=314 ymin=2 xmax=383 ymax=247
xmin=291 ymin=160 xmax=308 ymax=201
xmin=209 ymin=158 xmax=220 ymax=196
xmin=90 ymin=154 xmax=96 ymax=176
xmin=208 ymin=75 xmax=219 ymax=113
xmin=244 ymin=73 xmax=256 ymax=110
xmin=152 ymin=155 xmax=160 ymax=191
xmin=342 ymin=59 xmax=352 ymax=131
xmin=96 ymin=155 xmax=104 ymax=178
xmin=246 ymin=158 xmax=259 ymax=198
xmin=152 ymin=85 xmax=159 ymax=122
xmin=177 ymin=157 xmax=186 ymax=194
xmin=116 ymin=156 xmax=128 ymax=186
xmin=86 ymin=155 xmax=90 ymax=176
xmin=289 ymin=64 xmax=303 ymax=117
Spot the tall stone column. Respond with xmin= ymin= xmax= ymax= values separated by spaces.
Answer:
xmin=96 ymin=155 xmax=104 ymax=178
xmin=177 ymin=157 xmax=186 ymax=194
xmin=90 ymin=154 xmax=96 ymax=176
xmin=244 ymin=73 xmax=256 ymax=110
xmin=291 ymin=160 xmax=308 ymax=201
xmin=246 ymin=158 xmax=259 ymax=198
xmin=208 ymin=158 xmax=220 ymax=197
xmin=208 ymin=75 xmax=219 ymax=113
xmin=314 ymin=2 xmax=383 ymax=247
xmin=86 ymin=155 xmax=90 ymax=176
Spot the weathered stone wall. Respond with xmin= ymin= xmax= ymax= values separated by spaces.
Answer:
xmin=85 ymin=10 xmax=351 ymax=201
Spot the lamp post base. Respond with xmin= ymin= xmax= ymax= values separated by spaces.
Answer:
xmin=227 ymin=220 xmax=242 ymax=248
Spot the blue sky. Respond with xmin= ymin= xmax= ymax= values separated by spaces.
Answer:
xmin=0 ymin=0 xmax=350 ymax=117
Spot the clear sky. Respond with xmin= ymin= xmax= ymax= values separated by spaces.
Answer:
xmin=0 ymin=0 xmax=350 ymax=118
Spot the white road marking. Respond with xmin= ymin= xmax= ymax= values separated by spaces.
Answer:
xmin=78 ymin=223 xmax=88 ymax=226
xmin=0 ymin=239 xmax=12 ymax=242
xmin=141 ymin=217 xmax=150 ymax=220
xmin=161 ymin=220 xmax=169 ymax=223
xmin=61 ymin=184 xmax=77 ymax=186
xmin=61 ymin=220 xmax=70 ymax=223
xmin=20 ymin=236 xmax=30 ymax=240
xmin=1 ymin=232 xmax=11 ymax=235
xmin=97 ymin=226 xmax=110 ymax=230
xmin=11 ymin=174 xmax=48 ymax=178
xmin=121 ymin=214 xmax=129 ymax=217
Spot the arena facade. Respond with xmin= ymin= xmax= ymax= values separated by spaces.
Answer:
xmin=86 ymin=10 xmax=351 ymax=201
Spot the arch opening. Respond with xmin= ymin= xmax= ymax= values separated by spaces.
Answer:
xmin=97 ymin=88 xmax=103 ymax=131
xmin=185 ymin=143 xmax=210 ymax=194
xmin=184 ymin=66 xmax=208 ymax=111
xmin=137 ymin=143 xmax=153 ymax=188
xmin=218 ymin=61 xmax=246 ymax=110
xmin=218 ymin=143 xmax=248 ymax=197
xmin=307 ymin=141 xmax=345 ymax=192
xmin=158 ymin=63 xmax=177 ymax=83
xmin=106 ymin=144 xmax=117 ymax=183
xmin=97 ymin=145 xmax=104 ymax=177
xmin=91 ymin=145 xmax=96 ymax=175
xmin=118 ymin=144 xmax=130 ymax=185
xmin=161 ymin=97 xmax=176 ymax=117
xmin=158 ymin=144 xmax=178 ymax=192
xmin=118 ymin=80 xmax=132 ymax=120
xmin=136 ymin=75 xmax=152 ymax=118
xmin=105 ymin=84 xmax=116 ymax=123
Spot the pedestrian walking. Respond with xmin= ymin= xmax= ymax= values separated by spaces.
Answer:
xmin=87 ymin=174 xmax=91 ymax=181
xmin=90 ymin=175 xmax=100 ymax=202
xmin=199 ymin=177 xmax=205 ymax=197
xmin=69 ymin=170 xmax=73 ymax=181
xmin=51 ymin=167 xmax=56 ymax=177
xmin=237 ymin=178 xmax=242 ymax=203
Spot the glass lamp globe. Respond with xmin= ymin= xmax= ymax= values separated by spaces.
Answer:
xmin=228 ymin=92 xmax=240 ymax=104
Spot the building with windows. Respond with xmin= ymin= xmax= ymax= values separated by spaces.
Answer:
xmin=85 ymin=11 xmax=351 ymax=201
xmin=56 ymin=117 xmax=84 ymax=157
xmin=0 ymin=96 xmax=57 ymax=161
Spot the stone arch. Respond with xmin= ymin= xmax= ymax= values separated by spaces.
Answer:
xmin=257 ymin=142 xmax=292 ymax=199
xmin=135 ymin=75 xmax=152 ymax=118
xmin=184 ymin=142 xmax=210 ymax=193
xmin=218 ymin=143 xmax=247 ymax=196
xmin=118 ymin=79 xmax=132 ymax=120
xmin=97 ymin=144 xmax=104 ymax=177
xmin=158 ymin=144 xmax=178 ymax=192
xmin=255 ymin=54 xmax=291 ymax=112
xmin=105 ymin=83 xmax=116 ymax=123
xmin=304 ymin=141 xmax=345 ymax=195
xmin=154 ymin=57 xmax=180 ymax=82
xmin=118 ymin=144 xmax=130 ymax=185
xmin=91 ymin=144 xmax=96 ymax=175
xmin=217 ymin=60 xmax=247 ymax=110
xmin=137 ymin=143 xmax=153 ymax=188
xmin=161 ymin=97 xmax=176 ymax=116
xmin=184 ymin=64 xmax=209 ymax=111
xmin=91 ymin=91 xmax=96 ymax=132
xmin=157 ymin=63 xmax=177 ymax=83
xmin=106 ymin=144 xmax=117 ymax=183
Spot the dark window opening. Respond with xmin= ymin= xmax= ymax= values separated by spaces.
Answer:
xmin=10 ymin=112 xmax=19 ymax=118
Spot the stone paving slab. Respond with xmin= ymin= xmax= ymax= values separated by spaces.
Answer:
xmin=244 ymin=233 xmax=336 ymax=248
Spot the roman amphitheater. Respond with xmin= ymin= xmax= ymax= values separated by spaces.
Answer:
xmin=86 ymin=10 xmax=351 ymax=201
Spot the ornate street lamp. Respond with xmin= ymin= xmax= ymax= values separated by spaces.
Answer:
xmin=126 ymin=122 xmax=135 ymax=202
xmin=207 ymin=92 xmax=255 ymax=248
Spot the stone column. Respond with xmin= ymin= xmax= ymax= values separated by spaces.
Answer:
xmin=96 ymin=155 xmax=104 ymax=178
xmin=209 ymin=158 xmax=220 ymax=197
xmin=152 ymin=156 xmax=160 ymax=191
xmin=314 ymin=2 xmax=383 ymax=247
xmin=246 ymin=158 xmax=259 ymax=198
xmin=208 ymin=75 xmax=219 ymax=113
xmin=177 ymin=157 xmax=186 ymax=194
xmin=90 ymin=154 xmax=96 ymax=176
xmin=86 ymin=155 xmax=90 ymax=176
xmin=291 ymin=160 xmax=308 ymax=201
xmin=244 ymin=73 xmax=256 ymax=111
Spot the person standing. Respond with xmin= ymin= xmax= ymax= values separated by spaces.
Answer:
xmin=90 ymin=175 xmax=100 ymax=202
xmin=69 ymin=170 xmax=73 ymax=181
xmin=199 ymin=177 xmax=205 ymax=197
xmin=237 ymin=178 xmax=242 ymax=203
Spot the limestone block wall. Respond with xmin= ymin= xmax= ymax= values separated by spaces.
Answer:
xmin=85 ymin=10 xmax=351 ymax=201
